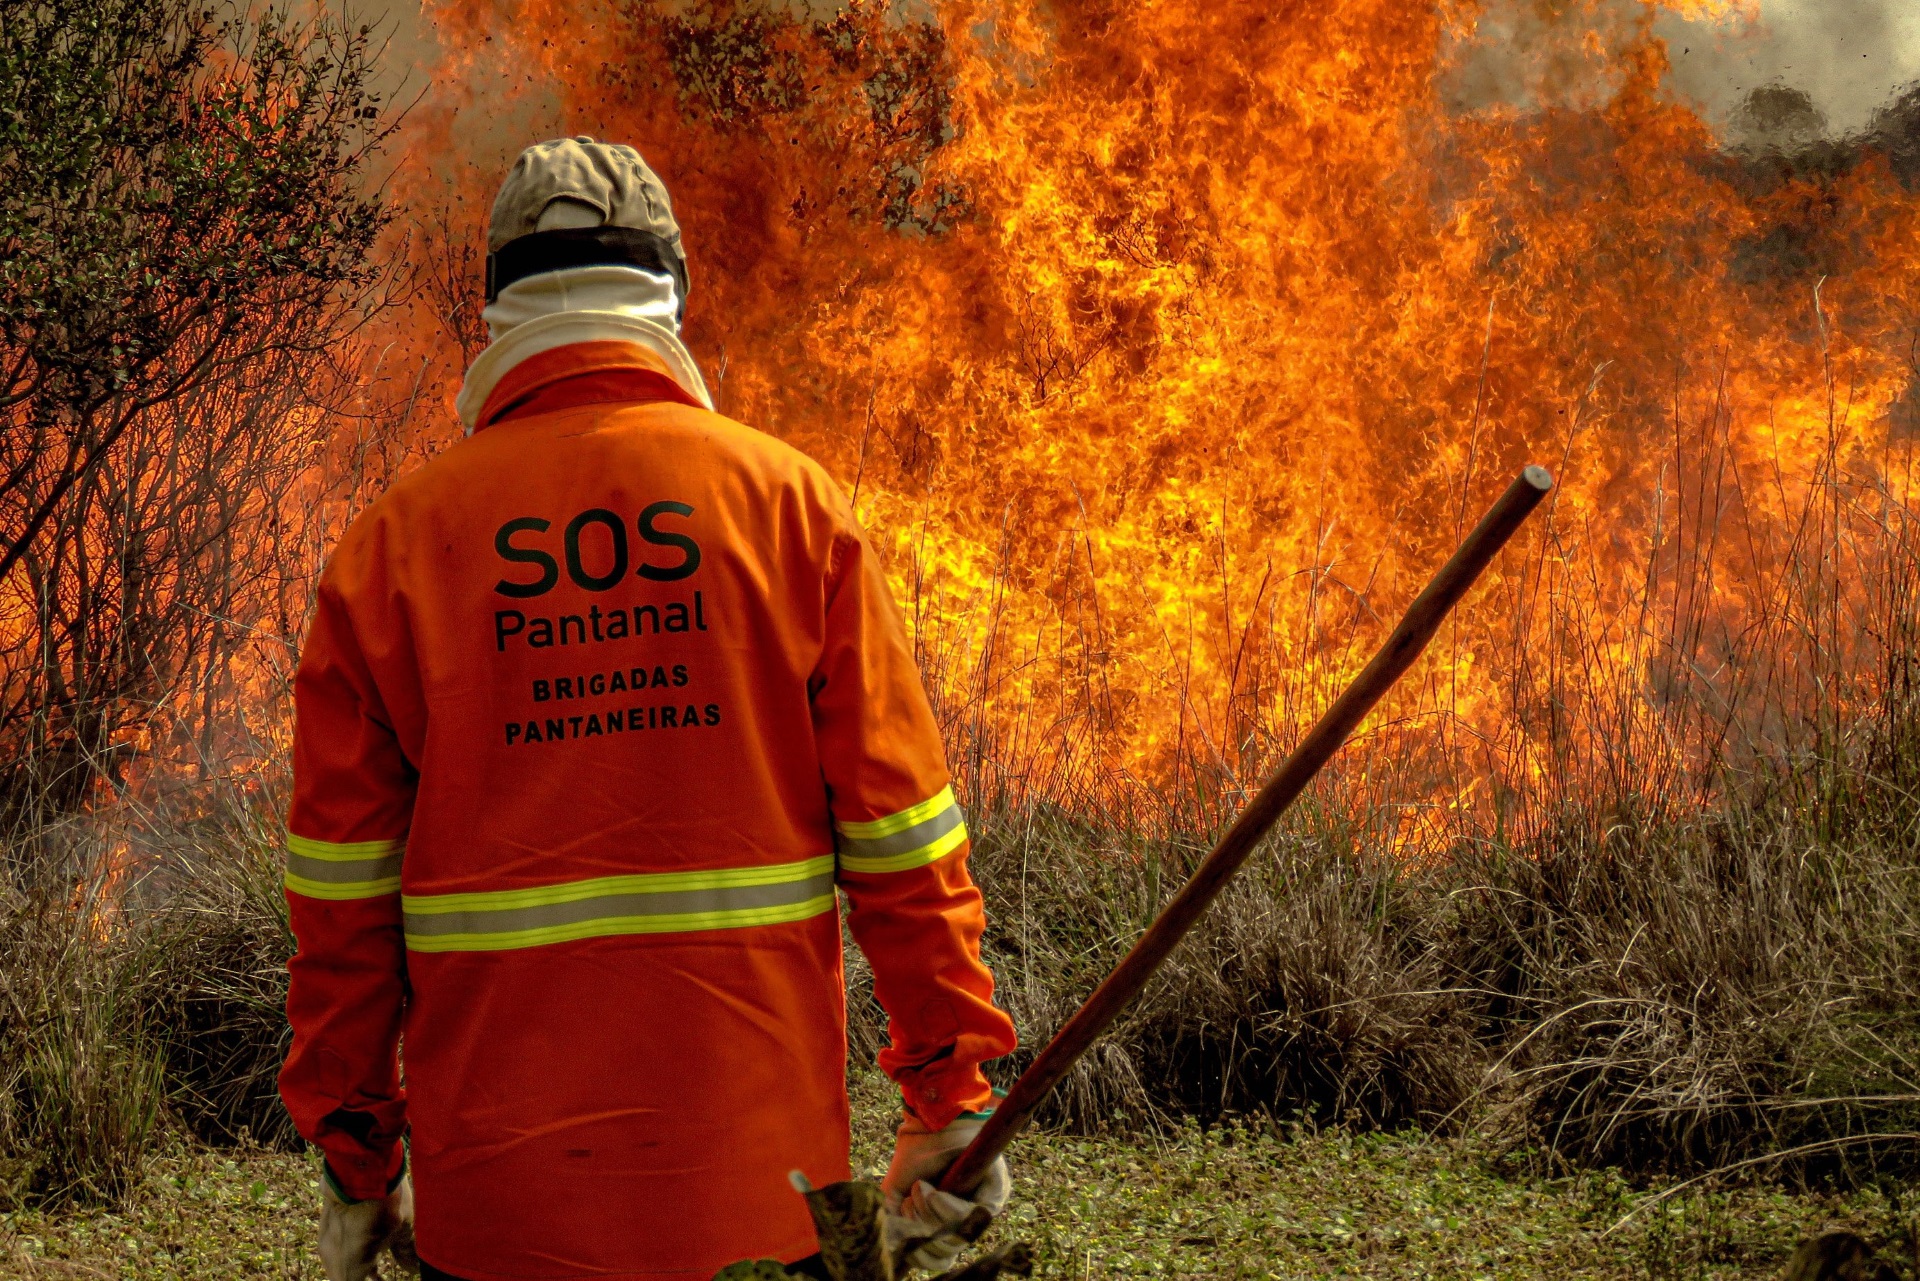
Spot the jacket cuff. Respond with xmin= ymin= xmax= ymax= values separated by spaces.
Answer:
xmin=323 ymin=1143 xmax=406 ymax=1203
xmin=957 ymin=1087 xmax=1008 ymax=1123
xmin=901 ymin=1065 xmax=999 ymax=1131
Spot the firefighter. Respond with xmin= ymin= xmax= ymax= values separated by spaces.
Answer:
xmin=280 ymin=137 xmax=1018 ymax=1281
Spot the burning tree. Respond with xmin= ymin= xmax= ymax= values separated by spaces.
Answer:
xmin=0 ymin=0 xmax=394 ymax=852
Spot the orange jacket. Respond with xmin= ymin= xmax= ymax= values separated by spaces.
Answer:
xmin=280 ymin=341 xmax=1017 ymax=1280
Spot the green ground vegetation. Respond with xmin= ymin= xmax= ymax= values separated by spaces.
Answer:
xmin=0 ymin=1072 xmax=1912 ymax=1280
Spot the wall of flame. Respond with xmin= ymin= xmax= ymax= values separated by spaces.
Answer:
xmin=390 ymin=0 xmax=1920 ymax=839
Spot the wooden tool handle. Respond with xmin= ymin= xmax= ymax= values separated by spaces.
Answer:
xmin=939 ymin=465 xmax=1554 ymax=1195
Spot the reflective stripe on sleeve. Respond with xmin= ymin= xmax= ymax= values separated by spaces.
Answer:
xmin=834 ymin=785 xmax=969 ymax=874
xmin=402 ymin=855 xmax=837 ymax=952
xmin=285 ymin=834 xmax=405 ymax=900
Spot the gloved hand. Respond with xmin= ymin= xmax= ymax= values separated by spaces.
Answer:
xmin=319 ymin=1163 xmax=415 ymax=1281
xmin=880 ymin=1111 xmax=1011 ymax=1274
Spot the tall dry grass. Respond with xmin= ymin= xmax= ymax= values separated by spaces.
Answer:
xmin=927 ymin=792 xmax=1920 ymax=1183
xmin=117 ymin=796 xmax=302 ymax=1150
xmin=0 ymin=896 xmax=164 ymax=1205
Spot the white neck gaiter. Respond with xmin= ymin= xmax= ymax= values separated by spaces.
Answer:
xmin=454 ymin=265 xmax=715 ymax=432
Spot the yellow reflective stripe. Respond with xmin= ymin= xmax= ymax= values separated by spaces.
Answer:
xmin=287 ymin=834 xmax=405 ymax=862
xmin=284 ymin=832 xmax=404 ymax=900
xmin=834 ymin=787 xmax=968 ymax=874
xmin=401 ymin=855 xmax=836 ymax=916
xmin=834 ymin=786 xmax=957 ymax=841
xmin=837 ymin=820 xmax=969 ymax=874
xmin=401 ymin=856 xmax=838 ymax=952
xmin=285 ymin=872 xmax=402 ymax=901
xmin=405 ymin=895 xmax=837 ymax=953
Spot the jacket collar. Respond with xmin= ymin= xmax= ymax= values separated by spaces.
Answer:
xmin=471 ymin=341 xmax=706 ymax=432
xmin=454 ymin=266 xmax=714 ymax=432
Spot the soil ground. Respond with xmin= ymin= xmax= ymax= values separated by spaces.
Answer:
xmin=0 ymin=1073 xmax=1909 ymax=1279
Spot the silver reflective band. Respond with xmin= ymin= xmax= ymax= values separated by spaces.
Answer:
xmin=403 ymin=856 xmax=837 ymax=952
xmin=287 ymin=852 xmax=404 ymax=886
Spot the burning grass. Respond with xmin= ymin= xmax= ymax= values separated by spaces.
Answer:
xmin=0 ymin=683 xmax=1911 ymax=1281
xmin=402 ymin=0 xmax=1920 ymax=841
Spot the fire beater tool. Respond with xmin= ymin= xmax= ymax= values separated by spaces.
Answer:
xmin=714 ymin=465 xmax=1554 ymax=1281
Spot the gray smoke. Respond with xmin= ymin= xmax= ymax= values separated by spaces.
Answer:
xmin=1663 ymin=0 xmax=1920 ymax=138
xmin=1444 ymin=0 xmax=1920 ymax=143
xmin=1439 ymin=0 xmax=1648 ymax=117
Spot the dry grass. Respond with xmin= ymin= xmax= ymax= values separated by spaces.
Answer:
xmin=117 ymin=802 xmax=300 ymax=1151
xmin=0 ymin=904 xmax=163 ymax=1207
xmin=9 ymin=489 xmax=1920 ymax=1208
xmin=848 ymin=786 xmax=1920 ymax=1185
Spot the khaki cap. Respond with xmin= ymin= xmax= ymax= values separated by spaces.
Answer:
xmin=485 ymin=137 xmax=690 ymax=318
xmin=488 ymin=137 xmax=682 ymax=255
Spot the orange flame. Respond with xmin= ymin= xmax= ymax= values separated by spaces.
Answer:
xmin=394 ymin=0 xmax=1920 ymax=840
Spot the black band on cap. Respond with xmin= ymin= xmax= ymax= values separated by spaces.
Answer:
xmin=485 ymin=226 xmax=690 ymax=323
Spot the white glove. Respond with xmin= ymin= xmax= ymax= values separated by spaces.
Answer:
xmin=319 ymin=1166 xmax=415 ymax=1281
xmin=880 ymin=1111 xmax=1011 ymax=1274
